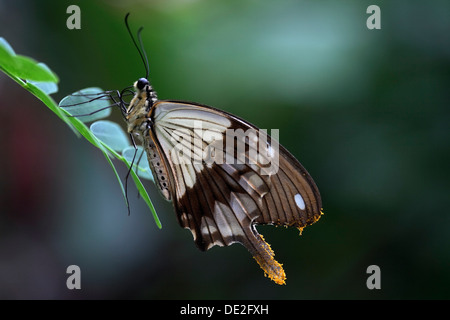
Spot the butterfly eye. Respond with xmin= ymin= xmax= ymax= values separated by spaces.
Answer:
xmin=136 ymin=78 xmax=149 ymax=90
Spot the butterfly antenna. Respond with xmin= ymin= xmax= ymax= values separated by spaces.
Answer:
xmin=125 ymin=13 xmax=149 ymax=79
xmin=137 ymin=27 xmax=150 ymax=79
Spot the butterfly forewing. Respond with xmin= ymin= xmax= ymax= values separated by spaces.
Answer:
xmin=146 ymin=101 xmax=323 ymax=284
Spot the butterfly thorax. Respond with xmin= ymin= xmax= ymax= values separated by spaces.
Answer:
xmin=125 ymin=80 xmax=155 ymax=137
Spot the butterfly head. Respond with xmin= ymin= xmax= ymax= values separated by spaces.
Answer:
xmin=136 ymin=77 xmax=149 ymax=91
xmin=133 ymin=77 xmax=158 ymax=105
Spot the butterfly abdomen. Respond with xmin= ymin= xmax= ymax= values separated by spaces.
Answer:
xmin=144 ymin=135 xmax=172 ymax=201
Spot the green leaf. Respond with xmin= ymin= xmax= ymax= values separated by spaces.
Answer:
xmin=59 ymin=87 xmax=112 ymax=122
xmin=122 ymin=146 xmax=154 ymax=181
xmin=0 ymin=37 xmax=15 ymax=55
xmin=90 ymin=120 xmax=131 ymax=152
xmin=0 ymin=38 xmax=18 ymax=75
xmin=14 ymin=55 xmax=59 ymax=82
xmin=29 ymin=80 xmax=58 ymax=95
xmin=0 ymin=38 xmax=58 ymax=83
xmin=29 ymin=63 xmax=59 ymax=94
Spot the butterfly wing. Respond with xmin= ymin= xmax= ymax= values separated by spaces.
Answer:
xmin=148 ymin=101 xmax=322 ymax=284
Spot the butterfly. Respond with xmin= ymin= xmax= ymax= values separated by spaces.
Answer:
xmin=124 ymin=78 xmax=323 ymax=284
xmin=71 ymin=14 xmax=323 ymax=285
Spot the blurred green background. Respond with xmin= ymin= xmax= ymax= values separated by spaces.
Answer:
xmin=0 ymin=0 xmax=449 ymax=299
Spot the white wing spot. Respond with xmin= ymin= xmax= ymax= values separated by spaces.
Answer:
xmin=294 ymin=193 xmax=306 ymax=210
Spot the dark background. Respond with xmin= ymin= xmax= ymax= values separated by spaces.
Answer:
xmin=0 ymin=0 xmax=449 ymax=299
